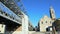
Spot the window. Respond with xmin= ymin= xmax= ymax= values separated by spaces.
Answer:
xmin=52 ymin=11 xmax=54 ymax=14
xmin=41 ymin=21 xmax=43 ymax=24
xmin=2 ymin=25 xmax=3 ymax=28
xmin=50 ymin=21 xmax=52 ymax=24
xmin=46 ymin=21 xmax=47 ymax=23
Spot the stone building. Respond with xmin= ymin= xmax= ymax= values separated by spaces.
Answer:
xmin=38 ymin=6 xmax=56 ymax=32
xmin=38 ymin=15 xmax=53 ymax=32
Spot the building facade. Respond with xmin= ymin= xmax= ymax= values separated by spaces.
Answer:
xmin=38 ymin=6 xmax=56 ymax=32
xmin=39 ymin=15 xmax=53 ymax=32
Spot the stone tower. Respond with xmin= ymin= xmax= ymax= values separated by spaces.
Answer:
xmin=50 ymin=6 xmax=56 ymax=20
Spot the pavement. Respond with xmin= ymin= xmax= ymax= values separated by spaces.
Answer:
xmin=29 ymin=31 xmax=52 ymax=34
xmin=29 ymin=31 xmax=60 ymax=34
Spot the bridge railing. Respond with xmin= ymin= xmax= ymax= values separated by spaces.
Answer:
xmin=0 ymin=9 xmax=22 ymax=23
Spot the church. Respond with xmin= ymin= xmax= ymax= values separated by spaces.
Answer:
xmin=38 ymin=6 xmax=56 ymax=32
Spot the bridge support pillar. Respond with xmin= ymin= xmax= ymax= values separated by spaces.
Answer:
xmin=22 ymin=14 xmax=28 ymax=34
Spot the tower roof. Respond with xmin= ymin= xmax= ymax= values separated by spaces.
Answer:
xmin=50 ymin=6 xmax=53 ymax=9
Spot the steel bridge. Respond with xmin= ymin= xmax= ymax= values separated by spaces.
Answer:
xmin=0 ymin=0 xmax=34 ymax=34
xmin=0 ymin=0 xmax=26 ymax=32
xmin=0 ymin=0 xmax=25 ymax=25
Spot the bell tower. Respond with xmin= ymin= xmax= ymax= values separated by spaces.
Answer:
xmin=50 ymin=6 xmax=56 ymax=20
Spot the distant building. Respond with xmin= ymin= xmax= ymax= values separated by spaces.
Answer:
xmin=28 ymin=21 xmax=34 ymax=31
xmin=38 ymin=6 xmax=56 ymax=32
xmin=0 ymin=24 xmax=5 ymax=34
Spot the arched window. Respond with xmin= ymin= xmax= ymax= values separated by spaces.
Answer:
xmin=46 ymin=21 xmax=47 ymax=23
xmin=41 ymin=21 xmax=43 ymax=24
xmin=50 ymin=21 xmax=52 ymax=24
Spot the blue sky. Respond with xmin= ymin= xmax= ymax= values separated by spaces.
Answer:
xmin=19 ymin=0 xmax=60 ymax=27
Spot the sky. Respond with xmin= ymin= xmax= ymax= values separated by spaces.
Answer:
xmin=19 ymin=0 xmax=60 ymax=27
